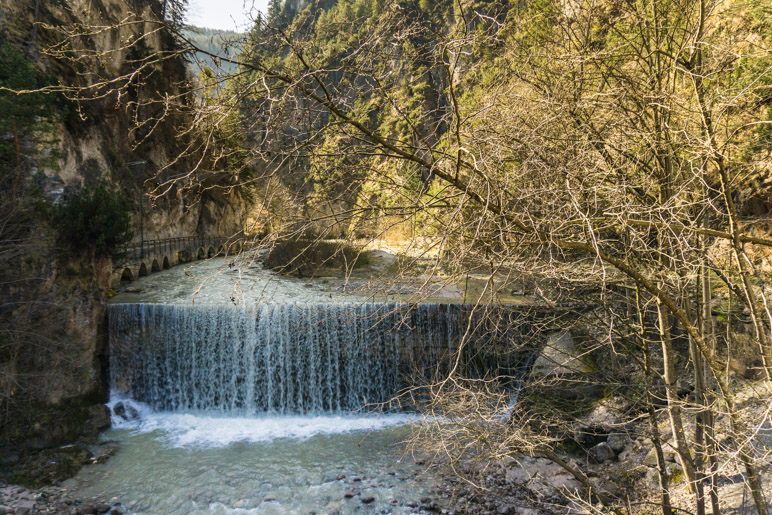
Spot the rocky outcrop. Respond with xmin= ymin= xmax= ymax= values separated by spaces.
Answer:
xmin=0 ymin=0 xmax=248 ymax=484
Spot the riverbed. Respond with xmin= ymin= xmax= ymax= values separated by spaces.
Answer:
xmin=65 ymin=400 xmax=440 ymax=514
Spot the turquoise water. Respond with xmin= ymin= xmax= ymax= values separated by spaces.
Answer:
xmin=67 ymin=406 xmax=439 ymax=514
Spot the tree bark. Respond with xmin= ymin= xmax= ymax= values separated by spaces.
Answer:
xmin=637 ymin=286 xmax=674 ymax=515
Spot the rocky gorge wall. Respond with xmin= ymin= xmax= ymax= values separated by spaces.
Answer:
xmin=0 ymin=0 xmax=248 ymax=479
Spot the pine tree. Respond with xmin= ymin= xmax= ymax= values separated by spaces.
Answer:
xmin=268 ymin=0 xmax=283 ymax=21
xmin=161 ymin=0 xmax=188 ymax=30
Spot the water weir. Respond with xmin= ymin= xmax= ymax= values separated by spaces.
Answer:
xmin=109 ymin=302 xmax=534 ymax=415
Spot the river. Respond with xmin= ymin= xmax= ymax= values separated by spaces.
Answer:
xmin=66 ymin=257 xmax=448 ymax=514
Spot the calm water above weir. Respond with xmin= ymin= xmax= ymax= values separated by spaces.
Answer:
xmin=109 ymin=255 xmax=374 ymax=305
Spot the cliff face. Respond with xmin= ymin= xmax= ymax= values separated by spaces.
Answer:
xmin=0 ymin=0 xmax=247 ymax=470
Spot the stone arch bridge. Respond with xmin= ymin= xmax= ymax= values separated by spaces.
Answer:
xmin=111 ymin=236 xmax=239 ymax=287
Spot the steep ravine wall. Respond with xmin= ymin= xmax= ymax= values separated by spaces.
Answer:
xmin=0 ymin=0 xmax=248 ymax=478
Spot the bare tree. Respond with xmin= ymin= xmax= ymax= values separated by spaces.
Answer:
xmin=9 ymin=0 xmax=772 ymax=511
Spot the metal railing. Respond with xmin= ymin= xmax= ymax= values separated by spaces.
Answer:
xmin=115 ymin=236 xmax=231 ymax=268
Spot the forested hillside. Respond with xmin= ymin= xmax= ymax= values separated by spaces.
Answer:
xmin=183 ymin=25 xmax=242 ymax=76
xmin=234 ymin=0 xmax=771 ymax=240
xmin=217 ymin=0 xmax=772 ymax=512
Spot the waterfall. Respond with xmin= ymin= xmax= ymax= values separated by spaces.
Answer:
xmin=109 ymin=303 xmax=531 ymax=416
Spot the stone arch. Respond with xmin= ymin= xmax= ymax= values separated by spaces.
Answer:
xmin=178 ymin=249 xmax=191 ymax=263
xmin=207 ymin=246 xmax=215 ymax=258
xmin=162 ymin=256 xmax=170 ymax=270
xmin=151 ymin=259 xmax=160 ymax=273
xmin=120 ymin=268 xmax=134 ymax=282
xmin=197 ymin=247 xmax=205 ymax=260
xmin=217 ymin=245 xmax=225 ymax=256
xmin=138 ymin=262 xmax=149 ymax=277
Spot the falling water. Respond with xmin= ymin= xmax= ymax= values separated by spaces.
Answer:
xmin=109 ymin=302 xmax=528 ymax=415
xmin=71 ymin=263 xmax=540 ymax=514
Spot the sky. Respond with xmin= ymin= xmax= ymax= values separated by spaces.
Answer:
xmin=187 ymin=0 xmax=269 ymax=32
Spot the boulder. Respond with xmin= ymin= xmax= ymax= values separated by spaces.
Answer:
xmin=82 ymin=405 xmax=111 ymax=438
xmin=112 ymin=402 xmax=138 ymax=421
xmin=8 ymin=446 xmax=93 ymax=488
xmin=583 ymin=397 xmax=630 ymax=429
xmin=644 ymin=445 xmax=677 ymax=467
xmin=645 ymin=462 xmax=683 ymax=488
xmin=589 ymin=442 xmax=615 ymax=463
xmin=607 ymin=434 xmax=628 ymax=454
xmin=531 ymin=331 xmax=587 ymax=378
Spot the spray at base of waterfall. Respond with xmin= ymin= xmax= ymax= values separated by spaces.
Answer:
xmin=107 ymin=393 xmax=416 ymax=448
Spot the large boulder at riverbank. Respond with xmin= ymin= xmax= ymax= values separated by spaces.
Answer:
xmin=531 ymin=331 xmax=587 ymax=378
xmin=2 ymin=445 xmax=92 ymax=489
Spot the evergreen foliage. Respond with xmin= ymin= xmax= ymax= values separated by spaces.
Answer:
xmin=0 ymin=36 xmax=65 ymax=174
xmin=162 ymin=0 xmax=189 ymax=31
xmin=53 ymin=182 xmax=134 ymax=258
xmin=183 ymin=26 xmax=243 ymax=76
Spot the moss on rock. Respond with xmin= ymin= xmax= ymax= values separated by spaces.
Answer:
xmin=4 ymin=445 xmax=92 ymax=488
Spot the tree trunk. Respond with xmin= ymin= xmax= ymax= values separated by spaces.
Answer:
xmin=638 ymin=287 xmax=674 ymax=515
xmin=657 ymin=300 xmax=698 ymax=489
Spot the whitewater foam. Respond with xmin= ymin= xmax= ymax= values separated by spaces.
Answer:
xmin=107 ymin=396 xmax=414 ymax=448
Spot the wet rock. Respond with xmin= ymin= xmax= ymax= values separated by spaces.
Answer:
xmin=9 ymin=446 xmax=93 ymax=488
xmin=589 ymin=442 xmax=615 ymax=463
xmin=82 ymin=405 xmax=111 ymax=436
xmin=112 ymin=402 xmax=139 ymax=421
xmin=95 ymin=503 xmax=111 ymax=513
xmin=361 ymin=496 xmax=375 ymax=504
xmin=109 ymin=508 xmax=125 ymax=515
xmin=335 ymin=474 xmax=346 ymax=480
xmin=343 ymin=490 xmax=355 ymax=499
xmin=92 ymin=443 xmax=120 ymax=465
xmin=23 ymin=439 xmax=53 ymax=452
